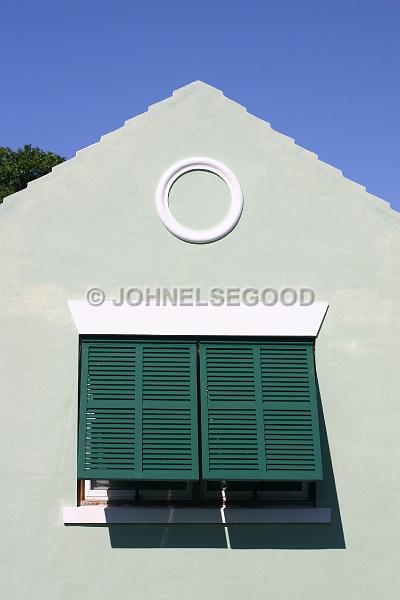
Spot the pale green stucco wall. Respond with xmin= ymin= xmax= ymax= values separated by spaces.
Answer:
xmin=1 ymin=81 xmax=399 ymax=599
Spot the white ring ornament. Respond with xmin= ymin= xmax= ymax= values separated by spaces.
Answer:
xmin=155 ymin=157 xmax=244 ymax=243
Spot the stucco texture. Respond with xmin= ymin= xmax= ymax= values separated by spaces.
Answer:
xmin=0 ymin=82 xmax=399 ymax=600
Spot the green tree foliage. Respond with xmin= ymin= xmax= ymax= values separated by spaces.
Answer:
xmin=0 ymin=144 xmax=65 ymax=203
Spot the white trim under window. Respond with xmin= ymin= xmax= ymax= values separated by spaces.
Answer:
xmin=63 ymin=506 xmax=331 ymax=524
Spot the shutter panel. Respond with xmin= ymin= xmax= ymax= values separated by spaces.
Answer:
xmin=200 ymin=340 xmax=322 ymax=481
xmin=141 ymin=341 xmax=199 ymax=479
xmin=78 ymin=339 xmax=198 ymax=480
xmin=77 ymin=340 xmax=138 ymax=479
xmin=199 ymin=343 xmax=265 ymax=480
xmin=261 ymin=342 xmax=322 ymax=480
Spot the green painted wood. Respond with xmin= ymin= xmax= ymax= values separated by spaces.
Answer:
xmin=79 ymin=337 xmax=322 ymax=482
xmin=140 ymin=341 xmax=198 ymax=479
xmin=77 ymin=340 xmax=138 ymax=479
xmin=78 ymin=339 xmax=199 ymax=480
xmin=260 ymin=343 xmax=322 ymax=480
xmin=199 ymin=343 xmax=265 ymax=480
xmin=200 ymin=340 xmax=322 ymax=481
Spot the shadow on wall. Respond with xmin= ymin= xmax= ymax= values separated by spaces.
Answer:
xmin=107 ymin=381 xmax=345 ymax=549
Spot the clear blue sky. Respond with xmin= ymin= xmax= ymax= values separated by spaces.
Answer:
xmin=2 ymin=1 xmax=399 ymax=210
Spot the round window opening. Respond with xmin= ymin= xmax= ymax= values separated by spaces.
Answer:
xmin=155 ymin=157 xmax=244 ymax=243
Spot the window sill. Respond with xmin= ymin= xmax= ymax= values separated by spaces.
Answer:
xmin=63 ymin=506 xmax=331 ymax=524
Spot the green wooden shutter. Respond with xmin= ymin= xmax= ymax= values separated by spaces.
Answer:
xmin=199 ymin=342 xmax=265 ymax=480
xmin=77 ymin=340 xmax=138 ymax=480
xmin=260 ymin=342 xmax=322 ymax=480
xmin=78 ymin=339 xmax=199 ymax=480
xmin=140 ymin=341 xmax=199 ymax=479
xmin=200 ymin=340 xmax=322 ymax=481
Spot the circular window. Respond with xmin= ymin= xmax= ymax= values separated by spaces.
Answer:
xmin=155 ymin=157 xmax=244 ymax=243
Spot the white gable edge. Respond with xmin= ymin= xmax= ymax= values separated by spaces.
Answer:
xmin=67 ymin=301 xmax=329 ymax=337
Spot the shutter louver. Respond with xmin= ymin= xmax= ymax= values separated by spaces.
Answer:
xmin=141 ymin=342 xmax=199 ymax=479
xmin=200 ymin=341 xmax=322 ymax=481
xmin=199 ymin=343 xmax=265 ymax=479
xmin=78 ymin=339 xmax=198 ymax=480
xmin=77 ymin=340 xmax=138 ymax=479
xmin=261 ymin=343 xmax=322 ymax=480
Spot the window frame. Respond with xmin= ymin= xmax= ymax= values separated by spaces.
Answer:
xmin=77 ymin=335 xmax=322 ymax=510
xmin=82 ymin=479 xmax=314 ymax=507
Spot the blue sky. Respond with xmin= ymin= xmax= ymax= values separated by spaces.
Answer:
xmin=2 ymin=0 xmax=400 ymax=211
